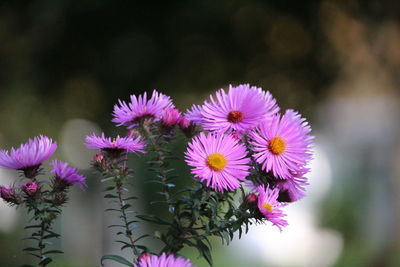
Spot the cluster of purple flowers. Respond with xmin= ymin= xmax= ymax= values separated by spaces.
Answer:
xmin=0 ymin=135 xmax=86 ymax=204
xmin=183 ymin=84 xmax=314 ymax=230
xmin=106 ymin=84 xmax=313 ymax=234
xmin=0 ymin=84 xmax=313 ymax=266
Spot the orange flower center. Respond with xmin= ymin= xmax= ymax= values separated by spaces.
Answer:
xmin=268 ymin=136 xmax=287 ymax=155
xmin=206 ymin=153 xmax=227 ymax=171
xmin=263 ymin=203 xmax=274 ymax=212
xmin=227 ymin=110 xmax=244 ymax=123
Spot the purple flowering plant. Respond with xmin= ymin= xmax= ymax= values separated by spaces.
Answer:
xmin=0 ymin=84 xmax=313 ymax=267
xmin=0 ymin=136 xmax=86 ymax=266
xmin=88 ymin=84 xmax=314 ymax=267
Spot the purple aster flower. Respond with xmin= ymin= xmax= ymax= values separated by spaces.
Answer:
xmin=21 ymin=181 xmax=39 ymax=195
xmin=201 ymin=84 xmax=279 ymax=133
xmin=112 ymin=90 xmax=174 ymax=128
xmin=135 ymin=252 xmax=194 ymax=267
xmin=51 ymin=160 xmax=86 ymax=190
xmin=85 ymin=133 xmax=146 ymax=154
xmin=257 ymin=185 xmax=288 ymax=231
xmin=185 ymin=132 xmax=250 ymax=192
xmin=275 ymin=168 xmax=309 ymax=202
xmin=0 ymin=135 xmax=57 ymax=178
xmin=249 ymin=109 xmax=314 ymax=179
xmin=185 ymin=104 xmax=204 ymax=125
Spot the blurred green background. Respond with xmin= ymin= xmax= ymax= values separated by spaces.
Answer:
xmin=0 ymin=0 xmax=400 ymax=266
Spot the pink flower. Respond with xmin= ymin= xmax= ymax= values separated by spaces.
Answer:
xmin=201 ymin=84 xmax=279 ymax=133
xmin=85 ymin=133 xmax=146 ymax=154
xmin=185 ymin=132 xmax=250 ymax=192
xmin=185 ymin=104 xmax=204 ymax=125
xmin=51 ymin=160 xmax=86 ymax=190
xmin=249 ymin=109 xmax=314 ymax=179
xmin=112 ymin=90 xmax=174 ymax=128
xmin=0 ymin=136 xmax=57 ymax=177
xmin=257 ymin=185 xmax=288 ymax=231
xmin=135 ymin=253 xmax=195 ymax=267
xmin=274 ymin=168 xmax=309 ymax=202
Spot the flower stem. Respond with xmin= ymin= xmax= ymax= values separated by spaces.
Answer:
xmin=116 ymin=184 xmax=139 ymax=257
xmin=38 ymin=220 xmax=47 ymax=266
xmin=141 ymin=124 xmax=173 ymax=211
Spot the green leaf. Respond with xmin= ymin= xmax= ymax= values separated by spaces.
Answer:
xmin=101 ymin=177 xmax=114 ymax=183
xmin=39 ymin=257 xmax=52 ymax=266
xmin=43 ymin=250 xmax=64 ymax=255
xmin=101 ymin=254 xmax=134 ymax=266
xmin=103 ymin=186 xmax=115 ymax=192
xmin=23 ymin=247 xmax=40 ymax=251
xmin=123 ymin=196 xmax=138 ymax=201
xmin=24 ymin=225 xmax=41 ymax=229
xmin=136 ymin=215 xmax=172 ymax=226
xmin=104 ymin=194 xmax=118 ymax=198
xmin=134 ymin=234 xmax=150 ymax=243
xmin=105 ymin=208 xmax=120 ymax=212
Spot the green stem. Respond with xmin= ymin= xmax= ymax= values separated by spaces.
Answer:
xmin=141 ymin=124 xmax=173 ymax=211
xmin=116 ymin=184 xmax=139 ymax=257
xmin=38 ymin=220 xmax=47 ymax=266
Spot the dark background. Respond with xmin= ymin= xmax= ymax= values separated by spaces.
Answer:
xmin=0 ymin=1 xmax=399 ymax=266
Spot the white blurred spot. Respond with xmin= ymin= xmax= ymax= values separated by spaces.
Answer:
xmin=60 ymin=119 xmax=101 ymax=169
xmin=231 ymin=144 xmax=342 ymax=266
xmin=306 ymin=144 xmax=332 ymax=203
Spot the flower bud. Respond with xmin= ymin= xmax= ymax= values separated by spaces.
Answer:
xmin=0 ymin=186 xmax=13 ymax=200
xmin=93 ymin=153 xmax=104 ymax=164
xmin=230 ymin=131 xmax=242 ymax=141
xmin=178 ymin=116 xmax=197 ymax=138
xmin=0 ymin=185 xmax=21 ymax=205
xmin=245 ymin=193 xmax=258 ymax=204
xmin=21 ymin=181 xmax=38 ymax=195
xmin=162 ymin=108 xmax=181 ymax=127
xmin=178 ymin=116 xmax=190 ymax=129
xmin=138 ymin=252 xmax=151 ymax=261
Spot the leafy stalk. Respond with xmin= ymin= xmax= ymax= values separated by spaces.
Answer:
xmin=24 ymin=189 xmax=62 ymax=267
xmin=140 ymin=123 xmax=175 ymax=212
xmin=98 ymin=153 xmax=144 ymax=266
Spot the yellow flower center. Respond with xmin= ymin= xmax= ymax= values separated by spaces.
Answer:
xmin=227 ymin=110 xmax=244 ymax=123
xmin=263 ymin=203 xmax=274 ymax=212
xmin=268 ymin=136 xmax=287 ymax=155
xmin=206 ymin=153 xmax=227 ymax=171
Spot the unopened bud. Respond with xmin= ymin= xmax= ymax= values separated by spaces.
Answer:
xmin=138 ymin=252 xmax=151 ymax=261
xmin=178 ymin=116 xmax=190 ymax=129
xmin=93 ymin=153 xmax=104 ymax=164
xmin=230 ymin=131 xmax=242 ymax=141
xmin=21 ymin=181 xmax=38 ymax=195
xmin=245 ymin=193 xmax=258 ymax=203
xmin=0 ymin=186 xmax=13 ymax=200
xmin=0 ymin=185 xmax=21 ymax=205
xmin=179 ymin=117 xmax=197 ymax=138
xmin=162 ymin=108 xmax=181 ymax=127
